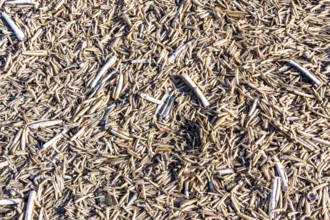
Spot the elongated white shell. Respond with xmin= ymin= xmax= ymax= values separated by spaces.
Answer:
xmin=2 ymin=12 xmax=26 ymax=41
xmin=25 ymin=190 xmax=36 ymax=220
xmin=288 ymin=60 xmax=321 ymax=85
xmin=112 ymin=73 xmax=123 ymax=100
xmin=275 ymin=162 xmax=288 ymax=191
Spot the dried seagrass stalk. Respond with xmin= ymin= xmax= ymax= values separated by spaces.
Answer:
xmin=43 ymin=129 xmax=68 ymax=149
xmin=91 ymin=56 xmax=117 ymax=88
xmin=168 ymin=39 xmax=196 ymax=63
xmin=28 ymin=120 xmax=63 ymax=129
xmin=22 ymin=50 xmax=48 ymax=56
xmin=180 ymin=73 xmax=210 ymax=107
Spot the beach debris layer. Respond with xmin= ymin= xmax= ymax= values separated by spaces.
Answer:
xmin=0 ymin=0 xmax=329 ymax=219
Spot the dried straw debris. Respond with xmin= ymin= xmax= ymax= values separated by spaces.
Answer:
xmin=1 ymin=0 xmax=330 ymax=219
xmin=168 ymin=38 xmax=196 ymax=63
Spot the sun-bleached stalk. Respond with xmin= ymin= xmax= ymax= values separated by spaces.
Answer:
xmin=91 ymin=56 xmax=117 ymax=88
xmin=181 ymin=73 xmax=210 ymax=107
